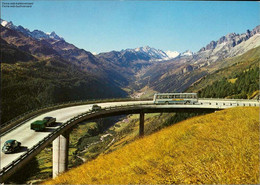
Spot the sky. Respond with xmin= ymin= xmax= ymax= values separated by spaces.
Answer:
xmin=1 ymin=1 xmax=259 ymax=54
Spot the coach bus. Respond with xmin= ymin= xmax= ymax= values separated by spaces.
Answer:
xmin=153 ymin=93 xmax=198 ymax=104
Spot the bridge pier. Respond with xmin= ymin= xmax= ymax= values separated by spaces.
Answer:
xmin=139 ymin=112 xmax=145 ymax=137
xmin=52 ymin=131 xmax=70 ymax=178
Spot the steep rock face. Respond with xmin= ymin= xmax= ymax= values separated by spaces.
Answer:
xmin=251 ymin=25 xmax=260 ymax=35
xmin=181 ymin=65 xmax=193 ymax=74
xmin=195 ymin=25 xmax=260 ymax=65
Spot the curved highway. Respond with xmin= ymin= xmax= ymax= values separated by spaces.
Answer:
xmin=0 ymin=101 xmax=150 ymax=170
xmin=0 ymin=99 xmax=259 ymax=181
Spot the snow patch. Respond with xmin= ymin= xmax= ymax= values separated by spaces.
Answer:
xmin=1 ymin=20 xmax=8 ymax=27
xmin=127 ymin=46 xmax=169 ymax=60
xmin=181 ymin=50 xmax=193 ymax=56
xmin=165 ymin=51 xmax=180 ymax=59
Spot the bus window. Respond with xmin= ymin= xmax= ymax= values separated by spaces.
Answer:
xmin=175 ymin=95 xmax=180 ymax=98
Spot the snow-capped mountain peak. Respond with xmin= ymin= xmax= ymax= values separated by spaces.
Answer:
xmin=124 ymin=46 xmax=182 ymax=61
xmin=1 ymin=20 xmax=9 ymax=27
xmin=128 ymin=46 xmax=169 ymax=60
xmin=1 ymin=19 xmax=17 ymax=29
xmin=165 ymin=51 xmax=180 ymax=59
xmin=0 ymin=19 xmax=64 ymax=41
xmin=181 ymin=50 xmax=193 ymax=56
xmin=49 ymin=31 xmax=63 ymax=40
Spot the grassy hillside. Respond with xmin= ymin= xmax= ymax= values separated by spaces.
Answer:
xmin=45 ymin=107 xmax=259 ymax=184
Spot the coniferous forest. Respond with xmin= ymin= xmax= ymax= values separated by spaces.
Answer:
xmin=198 ymin=67 xmax=259 ymax=99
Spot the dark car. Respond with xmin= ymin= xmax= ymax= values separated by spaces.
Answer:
xmin=2 ymin=139 xmax=21 ymax=154
xmin=43 ymin=116 xmax=56 ymax=126
xmin=91 ymin=104 xmax=101 ymax=111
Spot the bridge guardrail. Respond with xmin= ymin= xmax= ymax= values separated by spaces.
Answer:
xmin=0 ymin=102 xmax=152 ymax=180
xmin=199 ymin=98 xmax=259 ymax=102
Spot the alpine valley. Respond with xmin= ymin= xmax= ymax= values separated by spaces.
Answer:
xmin=1 ymin=19 xmax=259 ymax=123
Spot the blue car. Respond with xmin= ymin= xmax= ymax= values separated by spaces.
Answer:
xmin=2 ymin=139 xmax=21 ymax=154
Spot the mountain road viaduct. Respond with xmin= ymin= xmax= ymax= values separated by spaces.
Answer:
xmin=0 ymin=99 xmax=259 ymax=182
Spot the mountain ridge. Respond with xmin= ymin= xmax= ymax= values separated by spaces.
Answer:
xmin=2 ymin=18 xmax=259 ymax=67
xmin=0 ymin=19 xmax=64 ymax=41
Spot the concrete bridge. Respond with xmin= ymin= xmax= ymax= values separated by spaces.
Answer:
xmin=0 ymin=99 xmax=259 ymax=182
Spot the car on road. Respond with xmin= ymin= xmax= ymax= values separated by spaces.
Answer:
xmin=2 ymin=139 xmax=21 ymax=154
xmin=30 ymin=120 xmax=47 ymax=131
xmin=91 ymin=104 xmax=102 ymax=111
xmin=31 ymin=116 xmax=56 ymax=131
xmin=43 ymin=117 xmax=56 ymax=126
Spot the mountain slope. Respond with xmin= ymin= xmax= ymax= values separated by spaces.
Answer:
xmin=0 ymin=38 xmax=37 ymax=63
xmin=0 ymin=20 xmax=129 ymax=87
xmin=197 ymin=67 xmax=259 ymax=99
xmin=0 ymin=23 xmax=128 ymax=123
xmin=133 ymin=26 xmax=260 ymax=94
xmin=1 ymin=57 xmax=127 ymax=123
xmin=45 ymin=107 xmax=259 ymax=184
xmin=187 ymin=46 xmax=260 ymax=94
xmin=0 ymin=25 xmax=61 ymax=58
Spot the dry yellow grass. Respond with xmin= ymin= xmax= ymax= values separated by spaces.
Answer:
xmin=250 ymin=90 xmax=260 ymax=99
xmin=45 ymin=107 xmax=259 ymax=184
xmin=228 ymin=78 xmax=237 ymax=84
